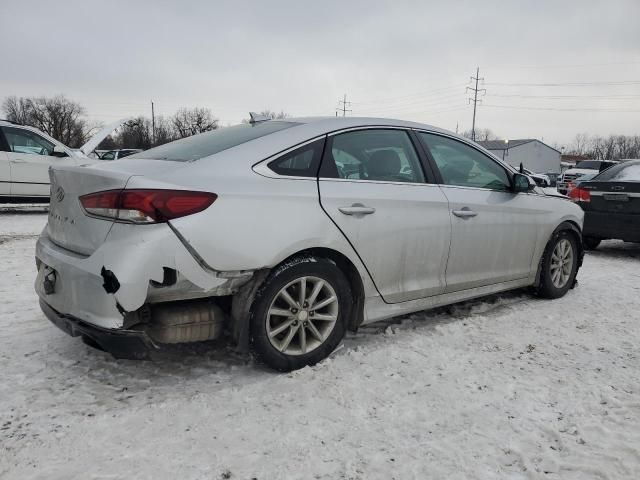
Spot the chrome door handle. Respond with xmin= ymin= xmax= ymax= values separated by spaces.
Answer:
xmin=339 ymin=204 xmax=376 ymax=216
xmin=10 ymin=159 xmax=26 ymax=164
xmin=452 ymin=208 xmax=477 ymax=218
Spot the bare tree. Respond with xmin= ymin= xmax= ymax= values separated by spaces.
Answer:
xmin=113 ymin=117 xmax=153 ymax=150
xmin=2 ymin=95 xmax=89 ymax=147
xmin=563 ymin=133 xmax=640 ymax=160
xmin=241 ymin=110 xmax=290 ymax=123
xmin=172 ymin=107 xmax=218 ymax=138
xmin=260 ymin=110 xmax=289 ymax=120
xmin=462 ymin=128 xmax=499 ymax=141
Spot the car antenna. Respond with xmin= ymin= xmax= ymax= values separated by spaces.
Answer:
xmin=248 ymin=112 xmax=271 ymax=124
xmin=519 ymin=162 xmax=524 ymax=173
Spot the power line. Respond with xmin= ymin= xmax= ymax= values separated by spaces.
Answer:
xmin=466 ymin=67 xmax=485 ymax=141
xmin=351 ymin=83 xmax=467 ymax=106
xmin=353 ymin=92 xmax=464 ymax=115
xmin=336 ymin=93 xmax=352 ymax=117
xmin=487 ymin=93 xmax=640 ymax=99
xmin=483 ymin=104 xmax=640 ymax=112
xmin=485 ymin=80 xmax=640 ymax=87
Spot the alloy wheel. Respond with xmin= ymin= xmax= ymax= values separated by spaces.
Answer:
xmin=266 ymin=276 xmax=339 ymax=356
xmin=550 ymin=238 xmax=574 ymax=289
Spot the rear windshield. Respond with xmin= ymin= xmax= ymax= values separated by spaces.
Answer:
xmin=130 ymin=121 xmax=298 ymax=162
xmin=575 ymin=160 xmax=603 ymax=169
xmin=594 ymin=162 xmax=640 ymax=182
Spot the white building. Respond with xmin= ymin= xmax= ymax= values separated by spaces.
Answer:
xmin=478 ymin=139 xmax=561 ymax=174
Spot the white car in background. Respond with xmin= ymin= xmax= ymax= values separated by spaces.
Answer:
xmin=35 ymin=115 xmax=585 ymax=371
xmin=557 ymin=160 xmax=619 ymax=195
xmin=522 ymin=168 xmax=551 ymax=187
xmin=0 ymin=119 xmax=126 ymax=203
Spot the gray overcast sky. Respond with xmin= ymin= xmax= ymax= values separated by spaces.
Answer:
xmin=1 ymin=0 xmax=639 ymax=145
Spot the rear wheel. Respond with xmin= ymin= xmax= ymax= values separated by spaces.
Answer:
xmin=250 ymin=257 xmax=351 ymax=371
xmin=537 ymin=231 xmax=579 ymax=299
xmin=583 ymin=236 xmax=601 ymax=250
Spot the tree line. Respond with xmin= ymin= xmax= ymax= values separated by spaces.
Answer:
xmin=3 ymin=95 xmax=639 ymax=159
xmin=462 ymin=128 xmax=640 ymax=160
xmin=564 ymin=133 xmax=640 ymax=161
xmin=1 ymin=95 xmax=288 ymax=151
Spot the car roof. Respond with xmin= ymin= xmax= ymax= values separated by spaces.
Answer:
xmin=285 ymin=116 xmax=451 ymax=134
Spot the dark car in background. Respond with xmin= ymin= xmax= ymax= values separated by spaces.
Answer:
xmin=569 ymin=160 xmax=640 ymax=249
xmin=557 ymin=160 xmax=619 ymax=195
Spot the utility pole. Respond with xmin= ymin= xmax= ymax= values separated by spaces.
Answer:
xmin=466 ymin=67 xmax=486 ymax=141
xmin=151 ymin=101 xmax=156 ymax=145
xmin=336 ymin=94 xmax=352 ymax=117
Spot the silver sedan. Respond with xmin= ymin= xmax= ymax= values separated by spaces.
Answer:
xmin=35 ymin=116 xmax=584 ymax=371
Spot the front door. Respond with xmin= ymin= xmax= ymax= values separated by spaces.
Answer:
xmin=318 ymin=128 xmax=451 ymax=303
xmin=417 ymin=132 xmax=541 ymax=292
xmin=0 ymin=150 xmax=10 ymax=196
xmin=1 ymin=126 xmax=76 ymax=197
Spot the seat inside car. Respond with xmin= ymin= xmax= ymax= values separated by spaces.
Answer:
xmin=367 ymin=150 xmax=402 ymax=181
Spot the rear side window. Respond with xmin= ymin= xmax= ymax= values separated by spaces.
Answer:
xmin=130 ymin=121 xmax=299 ymax=162
xmin=268 ymin=138 xmax=325 ymax=177
xmin=319 ymin=129 xmax=425 ymax=183
xmin=595 ymin=162 xmax=640 ymax=182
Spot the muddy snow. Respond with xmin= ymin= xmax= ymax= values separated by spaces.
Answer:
xmin=1 ymin=211 xmax=639 ymax=480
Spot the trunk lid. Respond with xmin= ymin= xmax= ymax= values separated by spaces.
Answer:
xmin=581 ymin=181 xmax=640 ymax=214
xmin=78 ymin=118 xmax=130 ymax=157
xmin=47 ymin=166 xmax=133 ymax=255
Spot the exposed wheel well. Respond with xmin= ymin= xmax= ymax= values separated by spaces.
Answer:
xmin=230 ymin=247 xmax=366 ymax=351
xmin=534 ymin=221 xmax=584 ymax=288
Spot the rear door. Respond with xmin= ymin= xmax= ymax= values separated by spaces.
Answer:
xmin=318 ymin=128 xmax=451 ymax=303
xmin=417 ymin=132 xmax=542 ymax=292
xmin=1 ymin=126 xmax=77 ymax=197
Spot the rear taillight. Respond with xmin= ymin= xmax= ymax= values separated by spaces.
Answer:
xmin=80 ymin=189 xmax=217 ymax=223
xmin=568 ymin=186 xmax=591 ymax=203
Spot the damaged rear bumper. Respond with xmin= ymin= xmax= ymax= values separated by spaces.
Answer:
xmin=35 ymin=221 xmax=253 ymax=330
xmin=40 ymin=299 xmax=158 ymax=360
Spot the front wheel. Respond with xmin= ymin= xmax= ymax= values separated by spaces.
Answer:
xmin=250 ymin=257 xmax=352 ymax=371
xmin=537 ymin=231 xmax=579 ymax=299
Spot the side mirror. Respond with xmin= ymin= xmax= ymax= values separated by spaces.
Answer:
xmin=51 ymin=145 xmax=68 ymax=158
xmin=513 ymin=173 xmax=533 ymax=193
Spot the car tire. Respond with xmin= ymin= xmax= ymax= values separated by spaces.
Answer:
xmin=583 ymin=236 xmax=601 ymax=250
xmin=250 ymin=256 xmax=352 ymax=372
xmin=537 ymin=230 xmax=579 ymax=299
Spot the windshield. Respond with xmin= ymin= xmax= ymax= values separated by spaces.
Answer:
xmin=575 ymin=160 xmax=602 ymax=169
xmin=594 ymin=162 xmax=640 ymax=182
xmin=130 ymin=121 xmax=299 ymax=162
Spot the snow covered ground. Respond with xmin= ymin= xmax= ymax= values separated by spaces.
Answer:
xmin=1 ymin=211 xmax=639 ymax=480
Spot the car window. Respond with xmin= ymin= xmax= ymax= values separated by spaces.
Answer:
xmin=101 ymin=151 xmax=115 ymax=160
xmin=320 ymin=129 xmax=425 ymax=183
xmin=594 ymin=162 xmax=640 ymax=182
xmin=130 ymin=121 xmax=299 ymax=162
xmin=268 ymin=138 xmax=324 ymax=177
xmin=1 ymin=126 xmax=54 ymax=156
xmin=419 ymin=133 xmax=511 ymax=191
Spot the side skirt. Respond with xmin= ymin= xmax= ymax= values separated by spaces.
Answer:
xmin=363 ymin=276 xmax=535 ymax=324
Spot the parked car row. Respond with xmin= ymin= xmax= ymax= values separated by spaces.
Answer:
xmin=35 ymin=115 xmax=585 ymax=371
